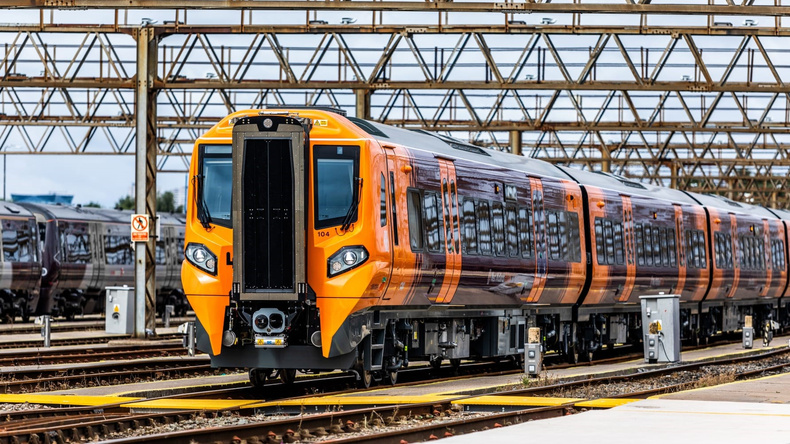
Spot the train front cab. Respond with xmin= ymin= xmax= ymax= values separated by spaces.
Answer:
xmin=184 ymin=110 xmax=391 ymax=382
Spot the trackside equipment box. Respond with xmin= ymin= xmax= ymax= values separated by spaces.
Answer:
xmin=640 ymin=294 xmax=681 ymax=363
xmin=106 ymin=286 xmax=134 ymax=334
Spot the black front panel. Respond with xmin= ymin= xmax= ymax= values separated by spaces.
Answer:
xmin=243 ymin=138 xmax=294 ymax=291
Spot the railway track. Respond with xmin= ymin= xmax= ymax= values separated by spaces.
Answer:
xmin=0 ymin=317 xmax=194 ymax=335
xmin=0 ymin=333 xmax=186 ymax=350
xmin=0 ymin=356 xmax=223 ymax=394
xmin=2 ymin=346 xmax=787 ymax=443
xmin=0 ymin=341 xmax=189 ymax=367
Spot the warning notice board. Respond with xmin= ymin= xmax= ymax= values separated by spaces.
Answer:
xmin=131 ymin=214 xmax=150 ymax=242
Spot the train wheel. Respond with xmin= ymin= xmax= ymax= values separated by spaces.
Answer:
xmin=357 ymin=368 xmax=372 ymax=389
xmin=249 ymin=368 xmax=269 ymax=388
xmin=279 ymin=368 xmax=297 ymax=385
xmin=566 ymin=345 xmax=579 ymax=365
xmin=449 ymin=358 xmax=461 ymax=373
xmin=430 ymin=357 xmax=443 ymax=371
xmin=386 ymin=370 xmax=398 ymax=386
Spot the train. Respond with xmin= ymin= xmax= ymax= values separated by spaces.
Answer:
xmin=182 ymin=107 xmax=790 ymax=388
xmin=0 ymin=202 xmax=187 ymax=322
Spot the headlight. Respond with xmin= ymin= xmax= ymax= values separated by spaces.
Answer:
xmin=185 ymin=243 xmax=217 ymax=275
xmin=327 ymin=246 xmax=368 ymax=277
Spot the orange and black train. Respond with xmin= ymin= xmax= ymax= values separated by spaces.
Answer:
xmin=182 ymin=108 xmax=790 ymax=385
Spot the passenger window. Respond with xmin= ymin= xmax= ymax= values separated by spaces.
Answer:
xmin=558 ymin=211 xmax=569 ymax=261
xmin=699 ymin=231 xmax=708 ymax=268
xmin=390 ymin=172 xmax=399 ymax=245
xmin=505 ymin=205 xmax=519 ymax=257
xmin=668 ymin=228 xmax=677 ymax=267
xmin=450 ymin=181 xmax=460 ymax=253
xmin=407 ymin=189 xmax=424 ymax=251
xmin=442 ymin=180 xmax=452 ymax=250
xmin=635 ymin=224 xmax=644 ymax=266
xmin=652 ymin=226 xmax=661 ymax=266
xmin=566 ymin=212 xmax=581 ymax=262
xmin=519 ymin=207 xmax=533 ymax=258
xmin=2 ymin=219 xmax=34 ymax=263
xmin=62 ymin=223 xmax=91 ymax=264
xmin=477 ymin=201 xmax=492 ymax=255
xmin=548 ymin=212 xmax=560 ymax=260
xmin=594 ymin=218 xmax=604 ymax=265
xmin=424 ymin=193 xmax=441 ymax=252
xmin=380 ymin=173 xmax=387 ymax=227
xmin=156 ymin=240 xmax=167 ymax=265
xmin=644 ymin=225 xmax=653 ymax=266
xmin=492 ymin=202 xmax=505 ymax=256
xmin=660 ymin=229 xmax=669 ymax=267
xmin=603 ymin=219 xmax=614 ymax=265
xmin=613 ymin=221 xmax=624 ymax=265
xmin=462 ymin=199 xmax=477 ymax=254
xmin=106 ymin=234 xmax=133 ymax=265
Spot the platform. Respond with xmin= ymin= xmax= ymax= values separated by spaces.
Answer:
xmin=442 ymin=399 xmax=790 ymax=443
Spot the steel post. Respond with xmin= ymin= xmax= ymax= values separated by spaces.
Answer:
xmin=355 ymin=89 xmax=370 ymax=119
xmin=509 ymin=130 xmax=522 ymax=156
xmin=135 ymin=25 xmax=158 ymax=338
xmin=41 ymin=315 xmax=51 ymax=347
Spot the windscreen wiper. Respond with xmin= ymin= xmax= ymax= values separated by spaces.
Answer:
xmin=193 ymin=174 xmax=213 ymax=229
xmin=340 ymin=177 xmax=363 ymax=232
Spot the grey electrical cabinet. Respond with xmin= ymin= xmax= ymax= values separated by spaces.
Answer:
xmin=105 ymin=286 xmax=134 ymax=334
xmin=640 ymin=294 xmax=681 ymax=363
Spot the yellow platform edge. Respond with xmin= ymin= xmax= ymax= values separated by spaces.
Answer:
xmin=452 ymin=395 xmax=583 ymax=407
xmin=0 ymin=394 xmax=140 ymax=407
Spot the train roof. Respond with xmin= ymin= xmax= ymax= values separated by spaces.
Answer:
xmin=764 ymin=206 xmax=790 ymax=221
xmin=553 ymin=166 xmax=700 ymax=205
xmin=0 ymin=201 xmax=35 ymax=218
xmin=356 ymin=119 xmax=571 ymax=181
xmin=19 ymin=203 xmax=127 ymax=222
xmin=684 ymin=192 xmax=779 ymax=219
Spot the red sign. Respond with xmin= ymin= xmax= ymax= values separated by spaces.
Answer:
xmin=131 ymin=214 xmax=150 ymax=242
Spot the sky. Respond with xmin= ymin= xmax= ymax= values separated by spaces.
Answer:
xmin=4 ymin=155 xmax=188 ymax=208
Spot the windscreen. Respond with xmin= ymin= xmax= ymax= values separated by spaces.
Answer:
xmin=314 ymin=145 xmax=360 ymax=229
xmin=199 ymin=145 xmax=232 ymax=226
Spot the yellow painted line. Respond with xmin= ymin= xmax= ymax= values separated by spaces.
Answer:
xmin=121 ymin=398 xmax=261 ymax=410
xmin=452 ymin=395 xmax=582 ymax=407
xmin=650 ymin=371 xmax=790 ymax=399
xmin=0 ymin=394 xmax=140 ymax=407
xmin=574 ymin=398 xmax=641 ymax=408
xmin=248 ymin=394 xmax=459 ymax=409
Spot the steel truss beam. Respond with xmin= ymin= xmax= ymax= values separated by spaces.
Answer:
xmin=2 ymin=11 xmax=790 ymax=205
xmin=8 ymin=0 xmax=790 ymax=16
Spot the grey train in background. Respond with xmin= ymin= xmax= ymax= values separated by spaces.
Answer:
xmin=0 ymin=202 xmax=186 ymax=322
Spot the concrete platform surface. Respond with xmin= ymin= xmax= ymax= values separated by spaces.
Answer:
xmin=442 ymin=399 xmax=790 ymax=444
xmin=659 ymin=371 xmax=790 ymax=403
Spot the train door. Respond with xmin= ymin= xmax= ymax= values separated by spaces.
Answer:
xmin=381 ymin=145 xmax=414 ymax=303
xmin=436 ymin=158 xmax=461 ymax=304
xmin=527 ymin=178 xmax=547 ymax=302
xmin=89 ymin=223 xmax=103 ymax=291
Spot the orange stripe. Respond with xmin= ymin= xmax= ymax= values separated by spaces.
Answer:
xmin=619 ymin=195 xmax=635 ymax=302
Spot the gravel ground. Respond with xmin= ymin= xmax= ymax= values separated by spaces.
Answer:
xmin=0 ymin=402 xmax=52 ymax=412
xmin=534 ymin=352 xmax=790 ymax=399
xmin=103 ymin=407 xmax=487 ymax=442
